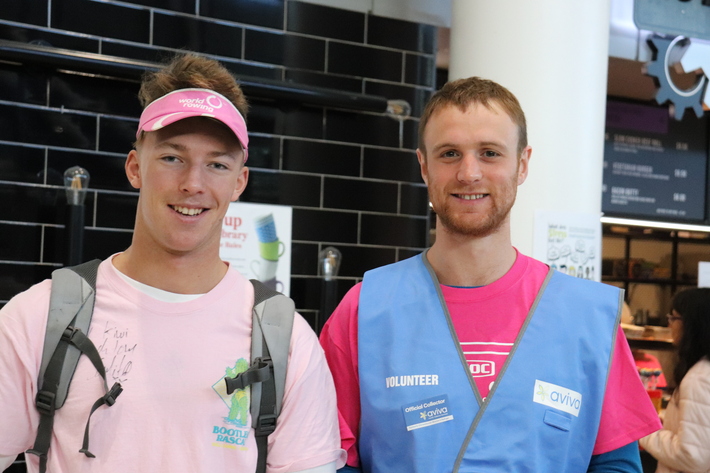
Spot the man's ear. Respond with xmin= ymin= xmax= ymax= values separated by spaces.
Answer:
xmin=125 ymin=149 xmax=142 ymax=189
xmin=517 ymin=146 xmax=532 ymax=186
xmin=416 ymin=148 xmax=429 ymax=186
xmin=230 ymin=165 xmax=249 ymax=201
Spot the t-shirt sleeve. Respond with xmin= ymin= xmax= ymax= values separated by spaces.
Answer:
xmin=319 ymin=283 xmax=362 ymax=468
xmin=593 ymin=327 xmax=662 ymax=455
xmin=0 ymin=280 xmax=51 ymax=458
xmin=266 ymin=312 xmax=347 ymax=473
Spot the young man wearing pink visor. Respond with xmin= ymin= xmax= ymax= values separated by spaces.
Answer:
xmin=0 ymin=53 xmax=346 ymax=473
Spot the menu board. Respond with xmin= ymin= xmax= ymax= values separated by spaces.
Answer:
xmin=602 ymin=100 xmax=708 ymax=221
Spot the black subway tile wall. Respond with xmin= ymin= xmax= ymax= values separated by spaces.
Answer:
xmin=52 ymin=0 xmax=151 ymax=43
xmin=200 ymin=0 xmax=285 ymax=29
xmin=245 ymin=30 xmax=326 ymax=71
xmin=49 ymin=73 xmax=143 ymax=117
xmin=123 ymin=0 xmax=195 ymax=14
xmin=0 ymin=224 xmax=43 ymax=261
xmin=282 ymin=140 xmax=361 ymax=176
xmin=287 ymin=1 xmax=365 ymax=42
xmin=0 ymin=0 xmax=49 ymax=26
xmin=0 ymin=23 xmax=99 ymax=52
xmin=0 ymin=65 xmax=47 ymax=105
xmin=367 ymin=15 xmax=436 ymax=54
xmin=325 ymin=110 xmax=401 ymax=147
xmin=363 ymin=147 xmax=422 ymax=183
xmin=405 ymin=52 xmax=436 ymax=87
xmin=1 ymin=144 xmax=46 ymax=184
xmin=0 ymin=0 xmax=436 ymax=321
xmin=328 ymin=42 xmax=402 ymax=82
xmin=153 ymin=13 xmax=245 ymax=59
xmin=284 ymin=69 xmax=364 ymax=93
xmin=323 ymin=178 xmax=398 ymax=213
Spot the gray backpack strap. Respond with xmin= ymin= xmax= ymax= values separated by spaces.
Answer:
xmin=251 ymin=279 xmax=294 ymax=473
xmin=38 ymin=260 xmax=100 ymax=404
xmin=223 ymin=279 xmax=294 ymax=473
xmin=250 ymin=279 xmax=294 ymax=419
xmin=28 ymin=259 xmax=123 ymax=473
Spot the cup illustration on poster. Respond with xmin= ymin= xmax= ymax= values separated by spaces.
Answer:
xmin=251 ymin=213 xmax=285 ymax=292
xmin=220 ymin=202 xmax=292 ymax=295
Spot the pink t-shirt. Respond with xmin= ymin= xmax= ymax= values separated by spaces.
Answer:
xmin=320 ymin=252 xmax=661 ymax=467
xmin=0 ymin=258 xmax=346 ymax=473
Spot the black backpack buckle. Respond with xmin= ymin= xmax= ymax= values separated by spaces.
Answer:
xmin=35 ymin=390 xmax=56 ymax=416
xmin=61 ymin=325 xmax=79 ymax=343
xmin=254 ymin=413 xmax=277 ymax=437
xmin=103 ymin=383 xmax=123 ymax=406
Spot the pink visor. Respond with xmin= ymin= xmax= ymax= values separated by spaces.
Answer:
xmin=136 ymin=88 xmax=249 ymax=162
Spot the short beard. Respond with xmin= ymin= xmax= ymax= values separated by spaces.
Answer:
xmin=434 ymin=201 xmax=513 ymax=238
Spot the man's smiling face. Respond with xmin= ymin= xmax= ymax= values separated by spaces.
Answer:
xmin=126 ymin=117 xmax=248 ymax=257
xmin=417 ymin=102 xmax=530 ymax=239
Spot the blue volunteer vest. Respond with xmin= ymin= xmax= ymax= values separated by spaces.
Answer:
xmin=358 ymin=252 xmax=622 ymax=473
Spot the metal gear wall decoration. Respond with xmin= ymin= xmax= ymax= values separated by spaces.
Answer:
xmin=644 ymin=35 xmax=706 ymax=120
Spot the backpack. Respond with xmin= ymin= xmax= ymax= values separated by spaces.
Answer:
xmin=26 ymin=259 xmax=294 ymax=473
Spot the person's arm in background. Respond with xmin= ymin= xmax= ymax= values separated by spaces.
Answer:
xmin=587 ymin=442 xmax=642 ymax=473
xmin=639 ymin=361 xmax=710 ymax=472
xmin=320 ymin=284 xmax=364 ymax=471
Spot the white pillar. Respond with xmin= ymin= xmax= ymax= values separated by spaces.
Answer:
xmin=448 ymin=0 xmax=612 ymax=256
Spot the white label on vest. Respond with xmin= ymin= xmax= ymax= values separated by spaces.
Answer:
xmin=402 ymin=394 xmax=454 ymax=431
xmin=533 ymin=380 xmax=582 ymax=417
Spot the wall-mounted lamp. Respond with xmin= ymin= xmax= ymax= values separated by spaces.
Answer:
xmin=317 ymin=246 xmax=342 ymax=334
xmin=386 ymin=99 xmax=412 ymax=120
xmin=63 ymin=166 xmax=90 ymax=266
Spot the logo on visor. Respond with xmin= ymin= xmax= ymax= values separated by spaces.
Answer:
xmin=206 ymin=95 xmax=223 ymax=109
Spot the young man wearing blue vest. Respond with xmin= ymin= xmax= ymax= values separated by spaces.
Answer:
xmin=320 ymin=76 xmax=661 ymax=473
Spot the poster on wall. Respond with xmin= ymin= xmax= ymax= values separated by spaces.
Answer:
xmin=532 ymin=210 xmax=602 ymax=282
xmin=601 ymin=100 xmax=708 ymax=221
xmin=220 ymin=202 xmax=292 ymax=296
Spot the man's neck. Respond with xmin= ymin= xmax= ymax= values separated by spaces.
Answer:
xmin=425 ymin=228 xmax=517 ymax=287
xmin=112 ymin=246 xmax=228 ymax=295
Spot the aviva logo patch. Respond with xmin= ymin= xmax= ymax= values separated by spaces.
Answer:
xmin=402 ymin=394 xmax=453 ymax=431
xmin=532 ymin=379 xmax=582 ymax=417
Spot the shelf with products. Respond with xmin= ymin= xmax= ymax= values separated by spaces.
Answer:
xmin=622 ymin=323 xmax=675 ymax=351
xmin=602 ymin=223 xmax=710 ymax=297
xmin=602 ymin=220 xmax=710 ymax=371
xmin=603 ymin=277 xmax=697 ymax=285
